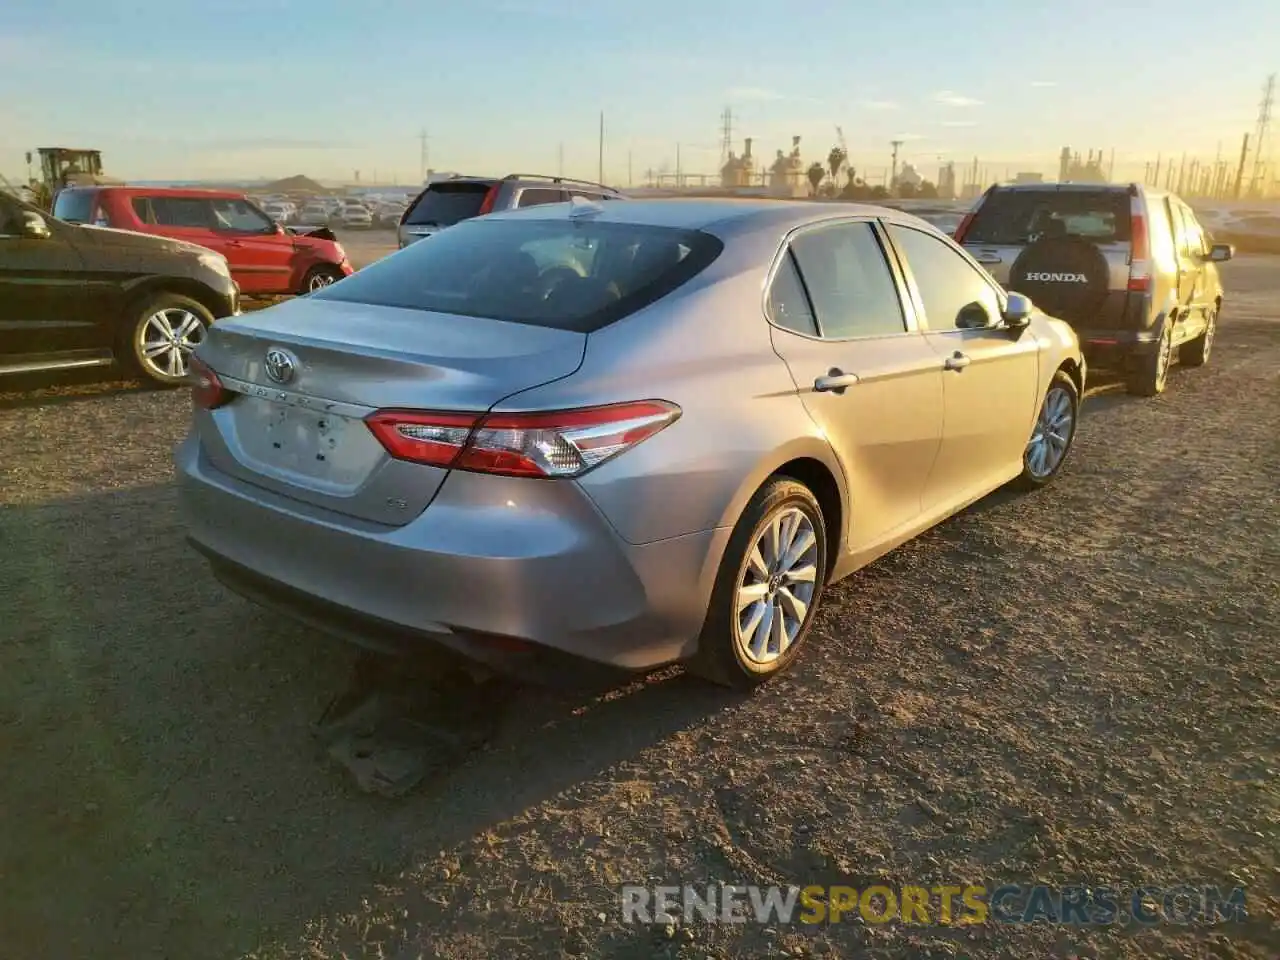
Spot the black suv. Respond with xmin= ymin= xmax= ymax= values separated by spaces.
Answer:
xmin=397 ymin=174 xmax=625 ymax=249
xmin=957 ymin=183 xmax=1233 ymax=396
xmin=0 ymin=190 xmax=239 ymax=387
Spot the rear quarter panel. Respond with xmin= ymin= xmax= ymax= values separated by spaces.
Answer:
xmin=491 ymin=256 xmax=847 ymax=549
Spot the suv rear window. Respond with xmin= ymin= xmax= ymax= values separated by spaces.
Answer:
xmin=314 ymin=217 xmax=723 ymax=333
xmin=965 ymin=190 xmax=1131 ymax=245
xmin=53 ymin=190 xmax=98 ymax=224
xmin=403 ymin=182 xmax=493 ymax=227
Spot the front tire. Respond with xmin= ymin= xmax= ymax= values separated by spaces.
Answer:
xmin=302 ymin=265 xmax=344 ymax=294
xmin=123 ymin=293 xmax=212 ymax=387
xmin=689 ymin=479 xmax=827 ymax=689
xmin=1014 ymin=369 xmax=1079 ymax=490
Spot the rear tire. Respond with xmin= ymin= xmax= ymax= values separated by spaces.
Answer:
xmin=1179 ymin=308 xmax=1216 ymax=367
xmin=688 ymin=479 xmax=827 ymax=690
xmin=122 ymin=292 xmax=212 ymax=387
xmin=1125 ymin=321 xmax=1174 ymax=397
xmin=302 ymin=265 xmax=344 ymax=294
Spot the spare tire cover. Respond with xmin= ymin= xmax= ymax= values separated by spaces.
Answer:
xmin=1008 ymin=237 xmax=1110 ymax=325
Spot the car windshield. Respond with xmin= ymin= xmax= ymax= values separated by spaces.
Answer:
xmin=313 ymin=217 xmax=723 ymax=333
xmin=964 ymin=190 xmax=1132 ymax=244
xmin=403 ymin=182 xmax=493 ymax=227
xmin=52 ymin=190 xmax=97 ymax=224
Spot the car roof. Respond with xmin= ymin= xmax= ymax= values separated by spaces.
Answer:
xmin=483 ymin=197 xmax=915 ymax=236
xmin=424 ymin=175 xmax=622 ymax=193
xmin=68 ymin=185 xmax=249 ymax=200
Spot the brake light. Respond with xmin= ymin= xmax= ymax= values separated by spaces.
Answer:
xmin=365 ymin=401 xmax=681 ymax=478
xmin=190 ymin=356 xmax=230 ymax=410
xmin=476 ymin=184 xmax=500 ymax=216
xmin=953 ymin=185 xmax=994 ymax=243
xmin=1128 ymin=197 xmax=1151 ymax=293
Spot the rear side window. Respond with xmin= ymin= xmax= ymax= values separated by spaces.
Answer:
xmin=403 ymin=182 xmax=492 ymax=226
xmin=965 ymin=191 xmax=1131 ymax=245
xmin=767 ymin=252 xmax=818 ymax=336
xmin=314 ymin=218 xmax=723 ymax=333
xmin=53 ymin=190 xmax=98 ymax=224
xmin=789 ymin=221 xmax=906 ymax=338
xmin=517 ymin=188 xmax=567 ymax=208
xmin=149 ymin=197 xmax=214 ymax=229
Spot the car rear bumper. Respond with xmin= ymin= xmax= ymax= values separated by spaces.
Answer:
xmin=1079 ymin=328 xmax=1162 ymax=366
xmin=175 ymin=435 xmax=726 ymax=676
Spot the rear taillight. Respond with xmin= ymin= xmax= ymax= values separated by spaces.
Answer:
xmin=365 ymin=401 xmax=681 ymax=478
xmin=1127 ymin=196 xmax=1151 ymax=293
xmin=476 ymin=185 xmax=500 ymax=216
xmin=190 ymin=356 xmax=230 ymax=410
xmin=953 ymin=185 xmax=994 ymax=243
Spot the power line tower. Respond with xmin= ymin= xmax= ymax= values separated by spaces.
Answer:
xmin=719 ymin=107 xmax=734 ymax=171
xmin=1249 ymin=73 xmax=1275 ymax=197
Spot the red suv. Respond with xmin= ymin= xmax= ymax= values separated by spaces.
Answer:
xmin=53 ymin=186 xmax=354 ymax=296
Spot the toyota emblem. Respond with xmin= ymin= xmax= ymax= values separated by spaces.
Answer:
xmin=264 ymin=347 xmax=297 ymax=384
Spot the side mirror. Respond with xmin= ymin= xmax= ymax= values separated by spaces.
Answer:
xmin=1205 ymin=243 xmax=1234 ymax=263
xmin=1002 ymin=292 xmax=1034 ymax=331
xmin=21 ymin=211 xmax=52 ymax=240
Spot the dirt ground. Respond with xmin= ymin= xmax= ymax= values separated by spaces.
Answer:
xmin=0 ymin=256 xmax=1276 ymax=960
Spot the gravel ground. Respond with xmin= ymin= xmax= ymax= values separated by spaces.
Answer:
xmin=0 ymin=258 xmax=1276 ymax=960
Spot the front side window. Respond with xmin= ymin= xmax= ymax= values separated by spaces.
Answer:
xmin=211 ymin=198 xmax=273 ymax=233
xmin=788 ymin=221 xmax=906 ymax=338
xmin=52 ymin=190 xmax=98 ymax=224
xmin=887 ymin=224 xmax=1002 ymax=330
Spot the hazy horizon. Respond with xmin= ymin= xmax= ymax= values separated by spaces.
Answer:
xmin=2 ymin=0 xmax=1276 ymax=188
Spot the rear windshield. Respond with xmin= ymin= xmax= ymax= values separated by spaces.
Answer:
xmin=313 ymin=217 xmax=724 ymax=333
xmin=403 ymin=182 xmax=493 ymax=227
xmin=965 ymin=190 xmax=1131 ymax=245
xmin=53 ymin=190 xmax=97 ymax=224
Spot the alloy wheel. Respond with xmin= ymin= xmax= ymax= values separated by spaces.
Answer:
xmin=1025 ymin=384 xmax=1075 ymax=479
xmin=734 ymin=506 xmax=819 ymax=665
xmin=1203 ymin=312 xmax=1216 ymax=361
xmin=308 ymin=271 xmax=337 ymax=292
xmin=138 ymin=308 xmax=206 ymax=380
xmin=1155 ymin=325 xmax=1173 ymax=390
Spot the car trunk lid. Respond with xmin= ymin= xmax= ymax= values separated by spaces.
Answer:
xmin=194 ymin=296 xmax=585 ymax=525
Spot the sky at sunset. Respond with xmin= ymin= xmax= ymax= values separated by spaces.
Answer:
xmin=2 ymin=0 xmax=1276 ymax=187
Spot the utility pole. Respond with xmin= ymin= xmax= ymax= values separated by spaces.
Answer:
xmin=598 ymin=111 xmax=605 ymax=185
xmin=890 ymin=140 xmax=903 ymax=195
xmin=418 ymin=129 xmax=430 ymax=182
xmin=1249 ymin=73 xmax=1275 ymax=197
xmin=1233 ymin=133 xmax=1250 ymax=198
xmin=720 ymin=106 xmax=734 ymax=171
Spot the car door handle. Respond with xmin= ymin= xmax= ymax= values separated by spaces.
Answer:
xmin=813 ymin=369 xmax=860 ymax=394
xmin=973 ymin=252 xmax=1002 ymax=264
xmin=943 ymin=352 xmax=971 ymax=371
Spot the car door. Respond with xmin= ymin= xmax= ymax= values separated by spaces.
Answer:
xmin=767 ymin=219 xmax=945 ymax=554
xmin=208 ymin=197 xmax=295 ymax=294
xmin=515 ymin=187 xmax=569 ymax=208
xmin=1166 ymin=200 xmax=1201 ymax=330
xmin=0 ymin=197 xmax=94 ymax=365
xmin=147 ymin=194 xmax=222 ymax=251
xmin=884 ymin=222 xmax=1041 ymax=512
xmin=1171 ymin=201 xmax=1212 ymax=339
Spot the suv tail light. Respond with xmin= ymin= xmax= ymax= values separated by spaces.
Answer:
xmin=190 ymin=356 xmax=230 ymax=410
xmin=1127 ymin=195 xmax=1151 ymax=293
xmin=365 ymin=401 xmax=681 ymax=478
xmin=476 ymin=184 xmax=500 ymax=216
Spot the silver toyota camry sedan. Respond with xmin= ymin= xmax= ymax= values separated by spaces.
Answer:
xmin=177 ymin=198 xmax=1084 ymax=688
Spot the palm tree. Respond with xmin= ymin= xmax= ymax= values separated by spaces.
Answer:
xmin=827 ymin=146 xmax=847 ymax=185
xmin=806 ymin=162 xmax=826 ymax=196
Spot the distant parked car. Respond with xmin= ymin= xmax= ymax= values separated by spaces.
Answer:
xmin=956 ymin=183 xmax=1232 ymax=395
xmin=298 ymin=202 xmax=332 ymax=228
xmin=336 ymin=202 xmax=373 ymax=229
xmin=0 ymin=190 xmax=238 ymax=386
xmin=178 ymin=199 xmax=1083 ymax=688
xmin=398 ymin=173 xmax=626 ymax=248
xmin=262 ymin=200 xmax=295 ymax=224
xmin=54 ymin=186 xmax=355 ymax=296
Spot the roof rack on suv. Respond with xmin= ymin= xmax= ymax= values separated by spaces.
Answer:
xmin=501 ymin=173 xmax=618 ymax=192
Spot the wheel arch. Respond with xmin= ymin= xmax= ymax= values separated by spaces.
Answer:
xmin=122 ymin=276 xmax=225 ymax=324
